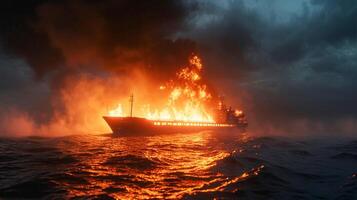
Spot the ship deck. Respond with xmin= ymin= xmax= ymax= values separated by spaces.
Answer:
xmin=103 ymin=116 xmax=242 ymax=135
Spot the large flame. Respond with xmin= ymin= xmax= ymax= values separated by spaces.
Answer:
xmin=108 ymin=55 xmax=215 ymax=122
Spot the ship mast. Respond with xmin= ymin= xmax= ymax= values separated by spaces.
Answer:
xmin=129 ymin=94 xmax=134 ymax=117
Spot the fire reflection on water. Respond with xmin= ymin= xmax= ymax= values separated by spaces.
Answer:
xmin=52 ymin=132 xmax=260 ymax=199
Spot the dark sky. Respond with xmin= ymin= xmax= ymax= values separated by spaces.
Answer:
xmin=0 ymin=0 xmax=356 ymax=136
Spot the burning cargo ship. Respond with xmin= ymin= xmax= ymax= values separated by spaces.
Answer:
xmin=103 ymin=55 xmax=247 ymax=135
xmin=103 ymin=95 xmax=247 ymax=135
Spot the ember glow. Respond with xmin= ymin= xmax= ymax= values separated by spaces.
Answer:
xmin=108 ymin=55 xmax=215 ymax=122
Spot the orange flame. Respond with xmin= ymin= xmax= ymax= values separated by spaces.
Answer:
xmin=108 ymin=55 xmax=215 ymax=122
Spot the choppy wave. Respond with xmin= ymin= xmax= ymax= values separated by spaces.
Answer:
xmin=0 ymin=133 xmax=356 ymax=199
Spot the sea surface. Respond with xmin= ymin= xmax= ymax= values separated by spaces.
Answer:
xmin=0 ymin=131 xmax=356 ymax=199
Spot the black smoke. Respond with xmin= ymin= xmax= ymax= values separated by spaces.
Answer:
xmin=0 ymin=0 xmax=199 ymax=78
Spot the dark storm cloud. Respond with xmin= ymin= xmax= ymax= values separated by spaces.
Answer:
xmin=192 ymin=0 xmax=357 ymax=71
xmin=187 ymin=0 xmax=357 ymax=134
xmin=270 ymin=0 xmax=357 ymax=64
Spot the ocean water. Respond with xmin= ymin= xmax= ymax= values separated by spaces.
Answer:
xmin=0 ymin=131 xmax=356 ymax=199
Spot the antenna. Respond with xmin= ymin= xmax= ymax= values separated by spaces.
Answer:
xmin=129 ymin=94 xmax=134 ymax=117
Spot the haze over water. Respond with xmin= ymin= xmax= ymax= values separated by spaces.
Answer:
xmin=0 ymin=131 xmax=356 ymax=199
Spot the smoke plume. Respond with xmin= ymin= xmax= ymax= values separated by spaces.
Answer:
xmin=0 ymin=0 xmax=199 ymax=136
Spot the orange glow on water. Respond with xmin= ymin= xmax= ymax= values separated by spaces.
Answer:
xmin=55 ymin=132 xmax=259 ymax=199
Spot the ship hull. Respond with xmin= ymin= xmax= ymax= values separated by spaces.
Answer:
xmin=103 ymin=116 xmax=245 ymax=135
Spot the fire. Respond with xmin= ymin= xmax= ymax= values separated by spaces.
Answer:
xmin=108 ymin=55 xmax=215 ymax=122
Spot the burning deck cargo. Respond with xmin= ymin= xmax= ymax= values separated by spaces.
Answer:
xmin=103 ymin=55 xmax=248 ymax=135
xmin=103 ymin=95 xmax=247 ymax=135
